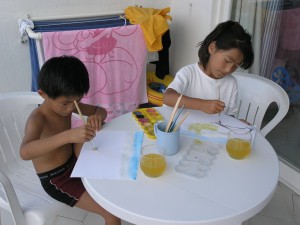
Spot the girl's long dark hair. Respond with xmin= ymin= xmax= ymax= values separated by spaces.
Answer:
xmin=198 ymin=20 xmax=254 ymax=70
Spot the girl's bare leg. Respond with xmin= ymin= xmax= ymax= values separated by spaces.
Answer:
xmin=75 ymin=191 xmax=121 ymax=225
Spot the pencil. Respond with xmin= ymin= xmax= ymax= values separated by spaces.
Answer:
xmin=165 ymin=94 xmax=183 ymax=132
xmin=74 ymin=101 xmax=98 ymax=150
xmin=173 ymin=111 xmax=190 ymax=132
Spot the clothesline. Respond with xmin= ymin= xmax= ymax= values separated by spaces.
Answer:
xmin=24 ymin=10 xmax=125 ymax=40
xmin=27 ymin=10 xmax=124 ymax=21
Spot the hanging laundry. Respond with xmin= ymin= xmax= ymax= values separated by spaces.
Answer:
xmin=151 ymin=29 xmax=171 ymax=79
xmin=42 ymin=24 xmax=148 ymax=122
xmin=124 ymin=6 xmax=172 ymax=52
xmin=28 ymin=16 xmax=128 ymax=91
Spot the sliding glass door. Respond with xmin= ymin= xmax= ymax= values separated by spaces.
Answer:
xmin=231 ymin=0 xmax=300 ymax=192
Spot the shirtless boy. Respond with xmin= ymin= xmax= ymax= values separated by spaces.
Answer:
xmin=20 ymin=55 xmax=121 ymax=225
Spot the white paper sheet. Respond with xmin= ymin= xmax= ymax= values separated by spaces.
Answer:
xmin=71 ymin=131 xmax=143 ymax=180
xmin=180 ymin=113 xmax=256 ymax=144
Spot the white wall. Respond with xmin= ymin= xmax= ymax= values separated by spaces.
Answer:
xmin=0 ymin=0 xmax=230 ymax=93
xmin=169 ymin=0 xmax=231 ymax=75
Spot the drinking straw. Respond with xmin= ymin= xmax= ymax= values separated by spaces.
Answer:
xmin=173 ymin=111 xmax=190 ymax=132
xmin=168 ymin=104 xmax=185 ymax=132
xmin=165 ymin=94 xmax=182 ymax=132
xmin=73 ymin=101 xmax=98 ymax=150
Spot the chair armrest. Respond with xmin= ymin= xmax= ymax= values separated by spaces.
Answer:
xmin=0 ymin=171 xmax=27 ymax=225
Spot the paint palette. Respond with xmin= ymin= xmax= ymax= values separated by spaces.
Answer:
xmin=132 ymin=108 xmax=164 ymax=139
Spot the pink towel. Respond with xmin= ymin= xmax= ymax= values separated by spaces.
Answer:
xmin=42 ymin=25 xmax=148 ymax=122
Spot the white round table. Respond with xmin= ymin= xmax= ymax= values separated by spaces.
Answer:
xmin=83 ymin=107 xmax=279 ymax=225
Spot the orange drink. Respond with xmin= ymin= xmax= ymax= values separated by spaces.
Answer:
xmin=226 ymin=130 xmax=252 ymax=160
xmin=140 ymin=144 xmax=166 ymax=177
xmin=226 ymin=138 xmax=251 ymax=159
xmin=140 ymin=153 xmax=166 ymax=177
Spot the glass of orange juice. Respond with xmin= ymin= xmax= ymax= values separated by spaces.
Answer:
xmin=226 ymin=129 xmax=252 ymax=160
xmin=140 ymin=144 xmax=166 ymax=178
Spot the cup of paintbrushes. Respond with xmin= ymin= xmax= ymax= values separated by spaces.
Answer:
xmin=154 ymin=121 xmax=180 ymax=156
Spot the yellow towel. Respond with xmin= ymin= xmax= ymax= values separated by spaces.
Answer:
xmin=124 ymin=6 xmax=172 ymax=52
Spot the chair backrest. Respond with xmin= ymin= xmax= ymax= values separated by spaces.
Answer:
xmin=0 ymin=92 xmax=45 ymax=224
xmin=232 ymin=72 xmax=290 ymax=137
xmin=0 ymin=92 xmax=43 ymax=166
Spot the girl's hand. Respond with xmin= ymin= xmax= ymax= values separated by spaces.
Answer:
xmin=200 ymin=100 xmax=225 ymax=114
xmin=239 ymin=119 xmax=251 ymax=125
xmin=68 ymin=125 xmax=96 ymax=143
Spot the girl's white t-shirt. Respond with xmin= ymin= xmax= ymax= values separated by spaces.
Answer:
xmin=167 ymin=63 xmax=238 ymax=116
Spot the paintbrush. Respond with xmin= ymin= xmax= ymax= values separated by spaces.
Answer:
xmin=217 ymin=83 xmax=221 ymax=124
xmin=165 ymin=94 xmax=183 ymax=132
xmin=168 ymin=104 xmax=185 ymax=132
xmin=74 ymin=101 xmax=98 ymax=150
xmin=173 ymin=111 xmax=190 ymax=132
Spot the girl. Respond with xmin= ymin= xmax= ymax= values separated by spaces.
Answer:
xmin=163 ymin=20 xmax=254 ymax=117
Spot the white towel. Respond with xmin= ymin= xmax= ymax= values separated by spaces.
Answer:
xmin=18 ymin=19 xmax=34 ymax=42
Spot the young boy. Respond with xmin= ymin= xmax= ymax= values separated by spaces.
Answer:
xmin=20 ymin=56 xmax=121 ymax=225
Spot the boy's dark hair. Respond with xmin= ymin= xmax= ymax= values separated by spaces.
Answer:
xmin=38 ymin=56 xmax=90 ymax=99
xmin=197 ymin=20 xmax=254 ymax=70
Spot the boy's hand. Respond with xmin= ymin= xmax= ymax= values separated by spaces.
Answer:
xmin=200 ymin=100 xmax=225 ymax=114
xmin=87 ymin=114 xmax=103 ymax=131
xmin=68 ymin=125 xmax=96 ymax=143
xmin=86 ymin=106 xmax=106 ymax=131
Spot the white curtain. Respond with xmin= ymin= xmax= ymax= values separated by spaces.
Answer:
xmin=231 ymin=0 xmax=283 ymax=78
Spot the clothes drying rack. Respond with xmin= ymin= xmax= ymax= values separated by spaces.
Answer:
xmin=25 ymin=10 xmax=124 ymax=40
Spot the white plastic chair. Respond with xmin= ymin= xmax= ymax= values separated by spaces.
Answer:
xmin=0 ymin=92 xmax=96 ymax=225
xmin=232 ymin=72 xmax=290 ymax=137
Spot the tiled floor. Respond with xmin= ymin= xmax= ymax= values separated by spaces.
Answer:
xmin=243 ymin=182 xmax=300 ymax=225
